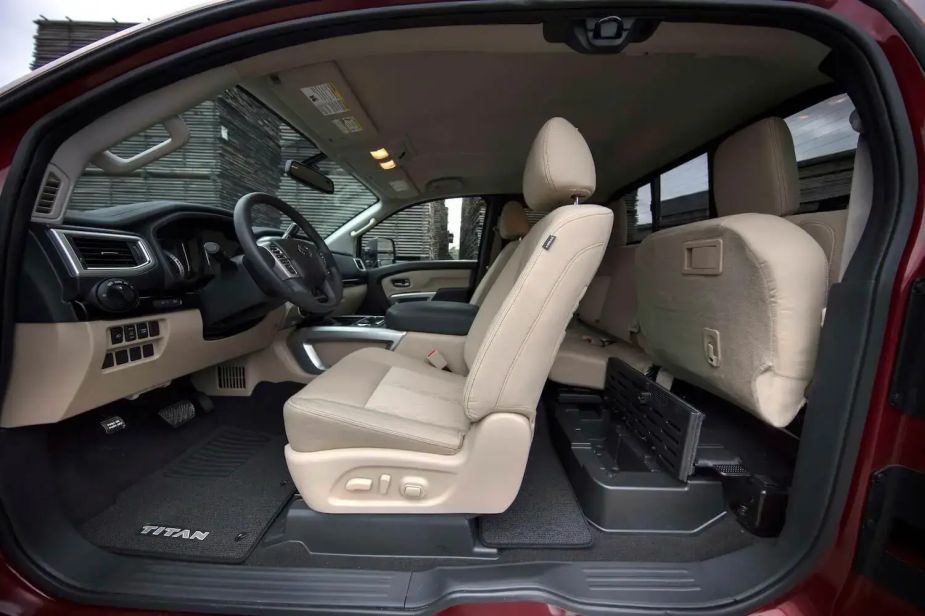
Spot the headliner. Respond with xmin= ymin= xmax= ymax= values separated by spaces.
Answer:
xmin=241 ymin=22 xmax=830 ymax=207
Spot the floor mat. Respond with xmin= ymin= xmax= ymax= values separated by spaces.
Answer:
xmin=478 ymin=414 xmax=592 ymax=548
xmin=80 ymin=425 xmax=294 ymax=563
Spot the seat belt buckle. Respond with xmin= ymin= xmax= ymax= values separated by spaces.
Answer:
xmin=426 ymin=349 xmax=449 ymax=370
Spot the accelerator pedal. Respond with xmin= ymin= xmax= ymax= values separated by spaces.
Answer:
xmin=158 ymin=400 xmax=196 ymax=428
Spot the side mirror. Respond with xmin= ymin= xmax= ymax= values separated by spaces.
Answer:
xmin=285 ymin=160 xmax=335 ymax=194
xmin=362 ymin=236 xmax=397 ymax=267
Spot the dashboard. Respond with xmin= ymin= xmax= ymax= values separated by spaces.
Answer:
xmin=21 ymin=200 xmax=367 ymax=337
xmin=6 ymin=199 xmax=373 ymax=427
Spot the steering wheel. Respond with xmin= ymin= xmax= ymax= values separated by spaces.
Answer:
xmin=233 ymin=192 xmax=343 ymax=314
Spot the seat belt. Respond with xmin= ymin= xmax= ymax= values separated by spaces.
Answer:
xmin=839 ymin=111 xmax=873 ymax=281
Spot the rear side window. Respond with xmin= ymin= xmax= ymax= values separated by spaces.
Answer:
xmin=625 ymin=183 xmax=654 ymax=243
xmin=785 ymin=93 xmax=858 ymax=213
xmin=658 ymin=154 xmax=709 ymax=229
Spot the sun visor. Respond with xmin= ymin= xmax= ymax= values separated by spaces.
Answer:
xmin=274 ymin=62 xmax=378 ymax=146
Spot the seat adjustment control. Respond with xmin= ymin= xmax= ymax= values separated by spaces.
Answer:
xmin=345 ymin=477 xmax=373 ymax=492
xmin=400 ymin=480 xmax=426 ymax=499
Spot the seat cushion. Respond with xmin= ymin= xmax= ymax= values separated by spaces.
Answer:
xmin=549 ymin=321 xmax=653 ymax=389
xmin=284 ymin=347 xmax=470 ymax=455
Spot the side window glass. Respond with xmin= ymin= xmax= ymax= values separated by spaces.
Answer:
xmin=658 ymin=153 xmax=709 ymax=229
xmin=624 ymin=183 xmax=653 ymax=243
xmin=785 ymin=94 xmax=858 ymax=213
xmin=361 ymin=197 xmax=486 ymax=267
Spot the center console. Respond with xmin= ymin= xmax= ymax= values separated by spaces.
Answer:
xmin=289 ymin=302 xmax=478 ymax=375
xmin=330 ymin=315 xmax=387 ymax=328
xmin=287 ymin=314 xmax=404 ymax=374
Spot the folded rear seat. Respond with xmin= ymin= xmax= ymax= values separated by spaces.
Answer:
xmin=635 ymin=117 xmax=829 ymax=427
xmin=549 ymin=200 xmax=653 ymax=389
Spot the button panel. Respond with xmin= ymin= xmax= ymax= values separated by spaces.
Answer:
xmin=103 ymin=319 xmax=164 ymax=371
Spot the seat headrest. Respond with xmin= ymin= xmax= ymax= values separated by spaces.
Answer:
xmin=522 ymin=117 xmax=596 ymax=212
xmin=498 ymin=200 xmax=529 ymax=240
xmin=714 ymin=117 xmax=799 ymax=218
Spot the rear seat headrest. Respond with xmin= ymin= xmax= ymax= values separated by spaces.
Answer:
xmin=714 ymin=117 xmax=799 ymax=218
xmin=523 ymin=117 xmax=596 ymax=212
xmin=498 ymin=200 xmax=529 ymax=240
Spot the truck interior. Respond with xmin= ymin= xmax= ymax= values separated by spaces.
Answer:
xmin=0 ymin=3 xmax=916 ymax=614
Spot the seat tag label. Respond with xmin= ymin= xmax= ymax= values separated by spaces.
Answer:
xmin=542 ymin=235 xmax=556 ymax=250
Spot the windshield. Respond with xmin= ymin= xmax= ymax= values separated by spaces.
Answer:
xmin=69 ymin=88 xmax=378 ymax=236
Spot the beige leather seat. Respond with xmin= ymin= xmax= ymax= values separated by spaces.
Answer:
xmin=284 ymin=117 xmax=613 ymax=513
xmin=549 ymin=199 xmax=653 ymax=389
xmin=469 ymin=200 xmax=529 ymax=306
xmin=635 ymin=116 xmax=829 ymax=428
xmin=714 ymin=117 xmax=849 ymax=289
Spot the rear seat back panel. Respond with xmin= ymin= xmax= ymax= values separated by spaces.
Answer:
xmin=636 ymin=213 xmax=828 ymax=427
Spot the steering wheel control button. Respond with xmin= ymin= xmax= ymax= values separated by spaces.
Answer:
xmin=109 ymin=326 xmax=124 ymax=345
xmin=345 ymin=477 xmax=373 ymax=492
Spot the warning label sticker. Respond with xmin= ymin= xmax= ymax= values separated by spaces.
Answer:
xmin=301 ymin=83 xmax=348 ymax=116
xmin=332 ymin=116 xmax=363 ymax=134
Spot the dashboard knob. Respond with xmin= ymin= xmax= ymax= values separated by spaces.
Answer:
xmin=93 ymin=278 xmax=139 ymax=313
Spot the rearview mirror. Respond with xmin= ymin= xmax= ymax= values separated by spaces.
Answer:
xmin=285 ymin=160 xmax=335 ymax=194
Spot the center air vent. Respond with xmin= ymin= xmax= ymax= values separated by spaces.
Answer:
xmin=34 ymin=170 xmax=62 ymax=216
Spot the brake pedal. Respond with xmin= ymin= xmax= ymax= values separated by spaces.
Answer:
xmin=158 ymin=400 xmax=196 ymax=428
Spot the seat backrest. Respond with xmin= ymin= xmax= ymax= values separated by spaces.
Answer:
xmin=470 ymin=200 xmax=529 ymax=306
xmin=635 ymin=117 xmax=828 ymax=427
xmin=463 ymin=118 xmax=613 ymax=421
xmin=714 ymin=115 xmax=850 ymax=289
xmin=787 ymin=210 xmax=848 ymax=288
xmin=576 ymin=199 xmax=640 ymax=345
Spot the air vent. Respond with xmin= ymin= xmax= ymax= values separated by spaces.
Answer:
xmin=68 ymin=235 xmax=144 ymax=269
xmin=34 ymin=171 xmax=62 ymax=216
xmin=217 ymin=363 xmax=247 ymax=390
xmin=354 ymin=258 xmax=366 ymax=271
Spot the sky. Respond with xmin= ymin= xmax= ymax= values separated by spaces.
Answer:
xmin=0 ymin=0 xmax=220 ymax=87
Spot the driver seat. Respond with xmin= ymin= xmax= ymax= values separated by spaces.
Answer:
xmin=283 ymin=117 xmax=613 ymax=513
